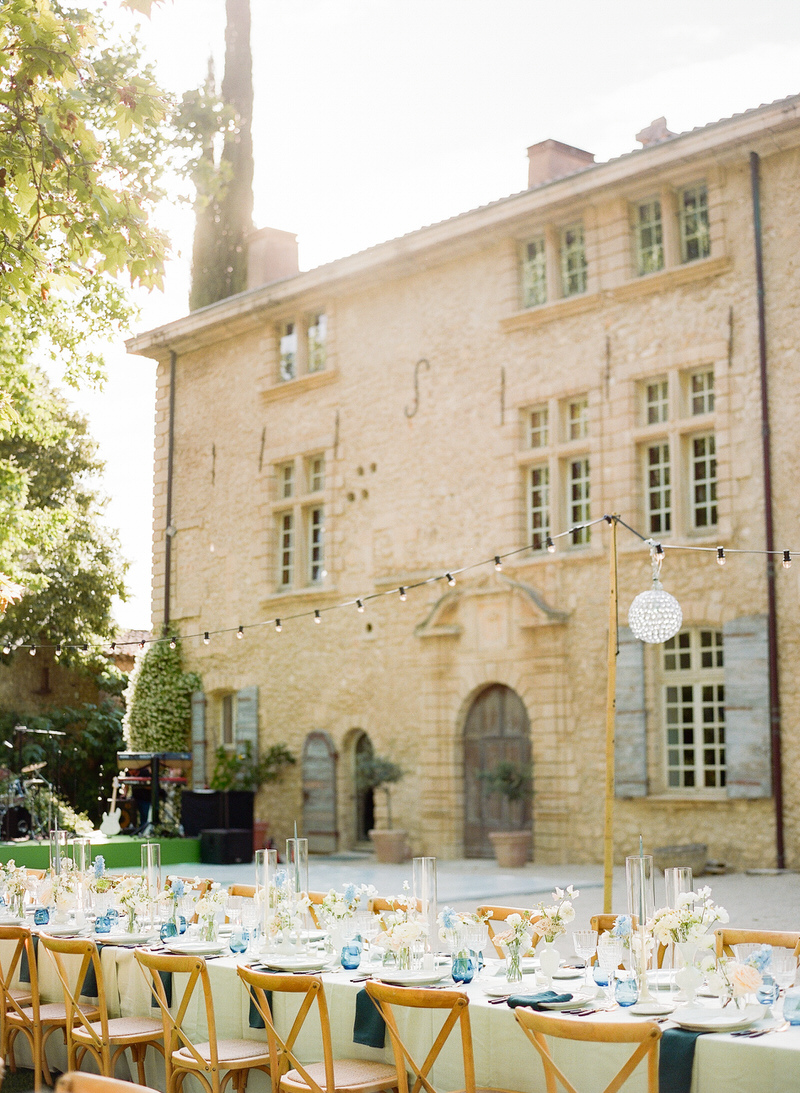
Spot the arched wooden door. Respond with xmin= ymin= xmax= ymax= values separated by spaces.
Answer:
xmin=302 ymin=732 xmax=338 ymax=853
xmin=463 ymin=684 xmax=532 ymax=858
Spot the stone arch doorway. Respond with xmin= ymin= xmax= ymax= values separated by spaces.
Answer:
xmin=302 ymin=731 xmax=338 ymax=853
xmin=353 ymin=731 xmax=375 ymax=844
xmin=463 ymin=684 xmax=532 ymax=858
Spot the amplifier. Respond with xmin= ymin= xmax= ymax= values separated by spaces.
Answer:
xmin=200 ymin=828 xmax=253 ymax=865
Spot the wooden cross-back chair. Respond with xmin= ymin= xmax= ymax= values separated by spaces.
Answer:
xmin=307 ymin=891 xmax=327 ymax=929
xmin=136 ymin=949 xmax=270 ymax=1093
xmin=366 ymin=981 xmax=519 ymax=1093
xmin=238 ymin=966 xmax=398 ymax=1093
xmin=38 ymin=934 xmax=163 ymax=1085
xmin=229 ymin=885 xmax=256 ymax=899
xmin=514 ymin=1009 xmax=662 ymax=1093
xmin=476 ymin=906 xmax=542 ymax=959
xmin=714 ymin=928 xmax=800 ymax=960
xmin=0 ymin=925 xmax=90 ymax=1092
xmin=56 ymin=1071 xmax=162 ymax=1093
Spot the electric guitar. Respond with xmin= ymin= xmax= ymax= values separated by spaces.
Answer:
xmin=100 ymin=776 xmax=122 ymax=836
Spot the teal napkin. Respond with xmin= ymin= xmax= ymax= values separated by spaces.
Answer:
xmin=658 ymin=1028 xmax=705 ymax=1093
xmin=507 ymin=991 xmax=573 ymax=1010
xmin=150 ymin=969 xmax=173 ymax=1009
xmin=248 ymin=989 xmax=272 ymax=1029
xmin=353 ymin=988 xmax=385 ymax=1048
xmin=18 ymin=934 xmax=38 ymax=984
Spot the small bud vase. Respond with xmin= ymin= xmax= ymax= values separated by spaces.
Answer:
xmin=538 ymin=943 xmax=561 ymax=987
xmin=505 ymin=941 xmax=524 ymax=984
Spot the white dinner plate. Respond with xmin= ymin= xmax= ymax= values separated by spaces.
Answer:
xmin=552 ymin=968 xmax=585 ymax=980
xmin=41 ymin=924 xmax=87 ymax=937
xmin=261 ymin=955 xmax=333 ymax=972
xmin=166 ymin=940 xmax=228 ymax=956
xmin=93 ymin=932 xmax=157 ymax=946
xmin=628 ymin=1001 xmax=676 ymax=1017
xmin=0 ymin=914 xmax=23 ymax=925
xmin=539 ymin=993 xmax=594 ymax=1011
xmin=480 ymin=977 xmax=538 ymax=997
xmin=671 ymin=1004 xmax=765 ymax=1033
xmin=376 ymin=969 xmax=449 ymax=987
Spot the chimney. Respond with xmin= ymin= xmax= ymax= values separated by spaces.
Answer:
xmin=527 ymin=139 xmax=595 ymax=188
xmin=246 ymin=226 xmax=299 ymax=289
xmin=635 ymin=117 xmax=676 ymax=147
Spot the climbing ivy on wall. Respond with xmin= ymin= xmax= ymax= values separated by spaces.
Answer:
xmin=123 ymin=637 xmax=201 ymax=753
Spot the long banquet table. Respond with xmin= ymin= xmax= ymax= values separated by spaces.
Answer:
xmin=13 ymin=941 xmax=800 ymax=1093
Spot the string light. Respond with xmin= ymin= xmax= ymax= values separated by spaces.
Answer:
xmin=29 ymin=647 xmax=36 ymax=656
xmin=2 ymin=645 xmax=9 ymax=656
xmin=139 ymin=639 xmax=146 ymax=650
xmin=546 ymin=536 xmax=555 ymax=553
xmin=717 ymin=546 xmax=726 ymax=565
xmin=356 ymin=599 xmax=365 ymax=613
xmin=81 ymin=644 xmax=88 ymax=653
xmin=169 ymin=638 xmax=177 ymax=649
xmin=275 ymin=619 xmax=282 ymax=632
xmin=111 ymin=643 xmax=116 ymax=653
xmin=783 ymin=551 xmax=792 ymax=569
xmin=203 ymin=632 xmax=210 ymax=644
xmin=446 ymin=572 xmax=455 ymax=587
xmin=494 ymin=556 xmax=502 ymax=571
xmin=399 ymin=587 xmax=407 ymax=601
xmin=237 ymin=625 xmax=244 ymax=639
xmin=55 ymin=645 xmax=62 ymax=657
xmin=314 ymin=610 xmax=321 ymax=624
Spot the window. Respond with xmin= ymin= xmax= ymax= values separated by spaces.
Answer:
xmin=663 ymin=629 xmax=725 ymax=789
xmin=679 ymin=183 xmax=710 ymax=263
xmin=529 ymin=406 xmax=549 ymax=449
xmin=635 ymin=199 xmax=664 ymax=275
xmin=569 ymin=457 xmax=590 ymax=544
xmin=273 ymin=453 xmax=327 ymax=590
xmin=528 ymin=466 xmax=550 ymax=551
xmin=308 ymin=313 xmax=327 ymax=373
xmin=690 ymin=434 xmax=717 ymax=529
xmin=221 ymin=694 xmax=234 ymax=746
xmin=277 ymin=312 xmax=328 ymax=382
xmin=522 ymin=237 xmax=547 ymax=308
xmin=645 ymin=379 xmax=669 ymax=424
xmin=646 ymin=442 xmax=671 ymax=534
xmin=560 ymin=224 xmax=587 ymax=297
xmin=567 ymin=397 xmax=589 ymax=440
xmin=279 ymin=322 xmax=297 ymax=382
xmin=690 ymin=369 xmax=714 ymax=415
xmin=307 ymin=455 xmax=325 ymax=493
xmin=308 ymin=506 xmax=324 ymax=583
xmin=278 ymin=511 xmax=294 ymax=587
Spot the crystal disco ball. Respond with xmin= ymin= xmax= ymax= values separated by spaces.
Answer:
xmin=628 ymin=587 xmax=683 ymax=644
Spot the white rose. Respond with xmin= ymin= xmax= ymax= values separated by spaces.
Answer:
xmin=507 ymin=914 xmax=522 ymax=927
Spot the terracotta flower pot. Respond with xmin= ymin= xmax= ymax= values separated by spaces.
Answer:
xmin=488 ymin=830 xmax=531 ymax=868
xmin=369 ymin=829 xmax=410 ymax=864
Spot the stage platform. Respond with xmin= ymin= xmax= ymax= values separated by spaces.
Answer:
xmin=0 ymin=834 xmax=201 ymax=869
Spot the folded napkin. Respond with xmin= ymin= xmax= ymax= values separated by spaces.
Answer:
xmin=248 ymin=989 xmax=272 ymax=1030
xmin=353 ymin=987 xmax=386 ymax=1048
xmin=150 ymin=969 xmax=173 ymax=1009
xmin=507 ymin=991 xmax=573 ymax=1011
xmin=18 ymin=935 xmax=38 ymax=984
xmin=658 ymin=1028 xmax=705 ymax=1093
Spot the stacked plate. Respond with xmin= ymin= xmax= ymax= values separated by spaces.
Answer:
xmin=670 ymin=1004 xmax=766 ymax=1032
xmin=375 ymin=969 xmax=449 ymax=987
xmin=92 ymin=931 xmax=157 ymax=946
xmin=166 ymin=940 xmax=228 ymax=956
xmin=260 ymin=954 xmax=333 ymax=972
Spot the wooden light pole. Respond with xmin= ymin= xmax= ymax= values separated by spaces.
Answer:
xmin=603 ymin=515 xmax=619 ymax=913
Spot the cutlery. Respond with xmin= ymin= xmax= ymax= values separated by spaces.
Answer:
xmin=487 ymin=997 xmax=509 ymax=1005
xmin=731 ymin=1021 xmax=789 ymax=1038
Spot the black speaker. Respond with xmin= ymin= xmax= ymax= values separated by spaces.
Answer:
xmin=200 ymin=828 xmax=253 ymax=864
xmin=181 ymin=791 xmax=221 ymax=837
xmin=220 ymin=791 xmax=254 ymax=830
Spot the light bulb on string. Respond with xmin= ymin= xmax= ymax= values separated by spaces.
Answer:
xmin=81 ymin=644 xmax=88 ymax=653
xmin=169 ymin=638 xmax=177 ymax=650
xmin=546 ymin=536 xmax=555 ymax=554
xmin=139 ymin=640 xmax=145 ymax=650
xmin=356 ymin=599 xmax=364 ymax=613
xmin=628 ymin=543 xmax=683 ymax=644
xmin=237 ymin=625 xmax=244 ymax=639
xmin=275 ymin=619 xmax=282 ymax=632
xmin=494 ymin=556 xmax=502 ymax=571
xmin=203 ymin=632 xmax=210 ymax=645
xmin=111 ymin=643 xmax=116 ymax=653
xmin=314 ymin=610 xmax=321 ymax=624
xmin=399 ymin=587 xmax=407 ymax=601
xmin=2 ymin=645 xmax=9 ymax=656
xmin=446 ymin=572 xmax=455 ymax=587
xmin=783 ymin=551 xmax=792 ymax=569
xmin=55 ymin=645 xmax=62 ymax=657
xmin=717 ymin=546 xmax=726 ymax=565
xmin=29 ymin=647 xmax=36 ymax=657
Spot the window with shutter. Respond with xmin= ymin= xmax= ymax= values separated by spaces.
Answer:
xmin=190 ymin=692 xmax=207 ymax=790
xmin=723 ymin=615 xmax=771 ymax=798
xmin=235 ymin=685 xmax=259 ymax=759
xmin=614 ymin=627 xmax=647 ymax=797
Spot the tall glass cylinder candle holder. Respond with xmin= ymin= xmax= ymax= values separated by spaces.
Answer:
xmin=286 ymin=838 xmax=308 ymax=898
xmin=664 ymin=867 xmax=693 ymax=909
xmin=259 ymin=848 xmax=278 ymax=940
xmin=50 ymin=830 xmax=69 ymax=876
xmin=412 ymin=856 xmax=438 ymax=959
xmin=141 ymin=842 xmax=161 ymax=899
xmin=626 ymin=853 xmax=656 ymax=1000
xmin=71 ymin=837 xmax=92 ymax=916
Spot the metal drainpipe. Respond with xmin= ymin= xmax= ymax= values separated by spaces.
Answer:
xmin=163 ymin=349 xmax=177 ymax=634
xmin=749 ymin=151 xmax=785 ymax=869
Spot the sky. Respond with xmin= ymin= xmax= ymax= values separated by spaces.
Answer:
xmin=60 ymin=0 xmax=800 ymax=629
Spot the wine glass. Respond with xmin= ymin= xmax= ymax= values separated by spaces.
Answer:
xmin=771 ymin=948 xmax=797 ymax=1011
xmin=573 ymin=930 xmax=598 ymax=988
xmin=596 ymin=936 xmax=623 ymax=1007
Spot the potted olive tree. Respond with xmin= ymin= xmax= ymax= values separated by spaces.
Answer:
xmin=477 ymin=760 xmax=533 ymax=868
xmin=357 ymin=753 xmax=409 ymax=863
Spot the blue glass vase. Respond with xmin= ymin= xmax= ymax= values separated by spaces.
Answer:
xmin=452 ymin=951 xmax=477 ymax=984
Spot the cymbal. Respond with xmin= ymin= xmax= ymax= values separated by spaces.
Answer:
xmin=21 ymin=761 xmax=46 ymax=774
xmin=24 ymin=778 xmax=47 ymax=786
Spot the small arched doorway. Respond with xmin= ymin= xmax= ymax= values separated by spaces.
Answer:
xmin=353 ymin=732 xmax=375 ymax=843
xmin=463 ymin=684 xmax=532 ymax=858
xmin=302 ymin=732 xmax=338 ymax=853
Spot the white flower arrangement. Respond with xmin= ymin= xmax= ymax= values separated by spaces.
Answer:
xmin=493 ymin=911 xmax=537 ymax=955
xmin=530 ymin=885 xmax=579 ymax=944
xmin=375 ymin=917 xmax=427 ymax=954
xmin=647 ymin=886 xmax=728 ymax=947
xmin=320 ymin=883 xmax=377 ymax=923
xmin=1 ymin=860 xmax=27 ymax=901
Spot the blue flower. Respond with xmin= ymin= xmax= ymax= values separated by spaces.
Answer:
xmin=440 ymin=907 xmax=459 ymax=930
xmin=343 ymin=883 xmax=357 ymax=903
xmin=745 ymin=945 xmax=772 ymax=973
xmin=611 ymin=915 xmax=632 ymax=938
xmin=94 ymin=856 xmax=105 ymax=878
xmin=172 ymin=879 xmax=185 ymax=899
xmin=275 ymin=870 xmax=288 ymax=890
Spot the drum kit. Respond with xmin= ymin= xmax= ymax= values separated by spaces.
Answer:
xmin=0 ymin=760 xmax=53 ymax=841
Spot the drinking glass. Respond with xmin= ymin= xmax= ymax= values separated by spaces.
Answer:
xmin=341 ymin=938 xmax=363 ymax=971
xmin=664 ymin=867 xmax=693 ymax=909
xmin=597 ymin=937 xmax=623 ymax=1006
xmin=451 ymin=950 xmax=478 ymax=984
xmin=614 ymin=971 xmax=639 ymax=1007
xmin=229 ymin=926 xmax=248 ymax=957
xmin=412 ymin=857 xmax=437 ymax=955
xmin=160 ymin=920 xmax=178 ymax=942
xmin=771 ymin=948 xmax=797 ymax=1010
xmin=573 ymin=930 xmax=598 ymax=987
xmin=227 ymin=896 xmax=243 ymax=926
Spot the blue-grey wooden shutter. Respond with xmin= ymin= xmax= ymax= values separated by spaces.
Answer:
xmin=724 ymin=615 xmax=771 ymax=798
xmin=615 ymin=626 xmax=648 ymax=797
xmin=190 ymin=691 xmax=206 ymax=790
xmin=236 ymin=686 xmax=259 ymax=759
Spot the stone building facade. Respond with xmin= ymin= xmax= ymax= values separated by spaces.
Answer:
xmin=129 ymin=96 xmax=800 ymax=870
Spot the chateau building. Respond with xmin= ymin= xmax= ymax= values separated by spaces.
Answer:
xmin=128 ymin=95 xmax=800 ymax=869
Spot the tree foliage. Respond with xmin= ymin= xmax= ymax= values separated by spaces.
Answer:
xmin=477 ymin=761 xmax=533 ymax=803
xmin=0 ymin=364 xmax=127 ymax=664
xmin=123 ymin=637 xmax=201 ymax=753
xmin=208 ymin=740 xmax=296 ymax=793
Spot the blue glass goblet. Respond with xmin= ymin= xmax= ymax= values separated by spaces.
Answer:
xmin=757 ymin=975 xmax=779 ymax=1006
xmin=452 ymin=951 xmax=477 ymax=985
xmin=593 ymin=965 xmax=609 ymax=988
xmin=614 ymin=974 xmax=639 ymax=1007
xmin=341 ymin=940 xmax=363 ymax=971
xmin=230 ymin=928 xmax=248 ymax=956
xmin=106 ymin=908 xmax=119 ymax=925
xmin=95 ymin=915 xmax=111 ymax=935
xmin=34 ymin=907 xmax=50 ymax=926
xmin=160 ymin=921 xmax=178 ymax=942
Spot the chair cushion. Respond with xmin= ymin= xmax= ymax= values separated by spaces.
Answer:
xmin=74 ymin=1016 xmax=163 ymax=1043
xmin=8 ymin=989 xmax=31 ymax=1005
xmin=11 ymin=1003 xmax=71 ymax=1023
xmin=282 ymin=1059 xmax=398 ymax=1093
xmin=174 ymin=1039 xmax=270 ymax=1065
